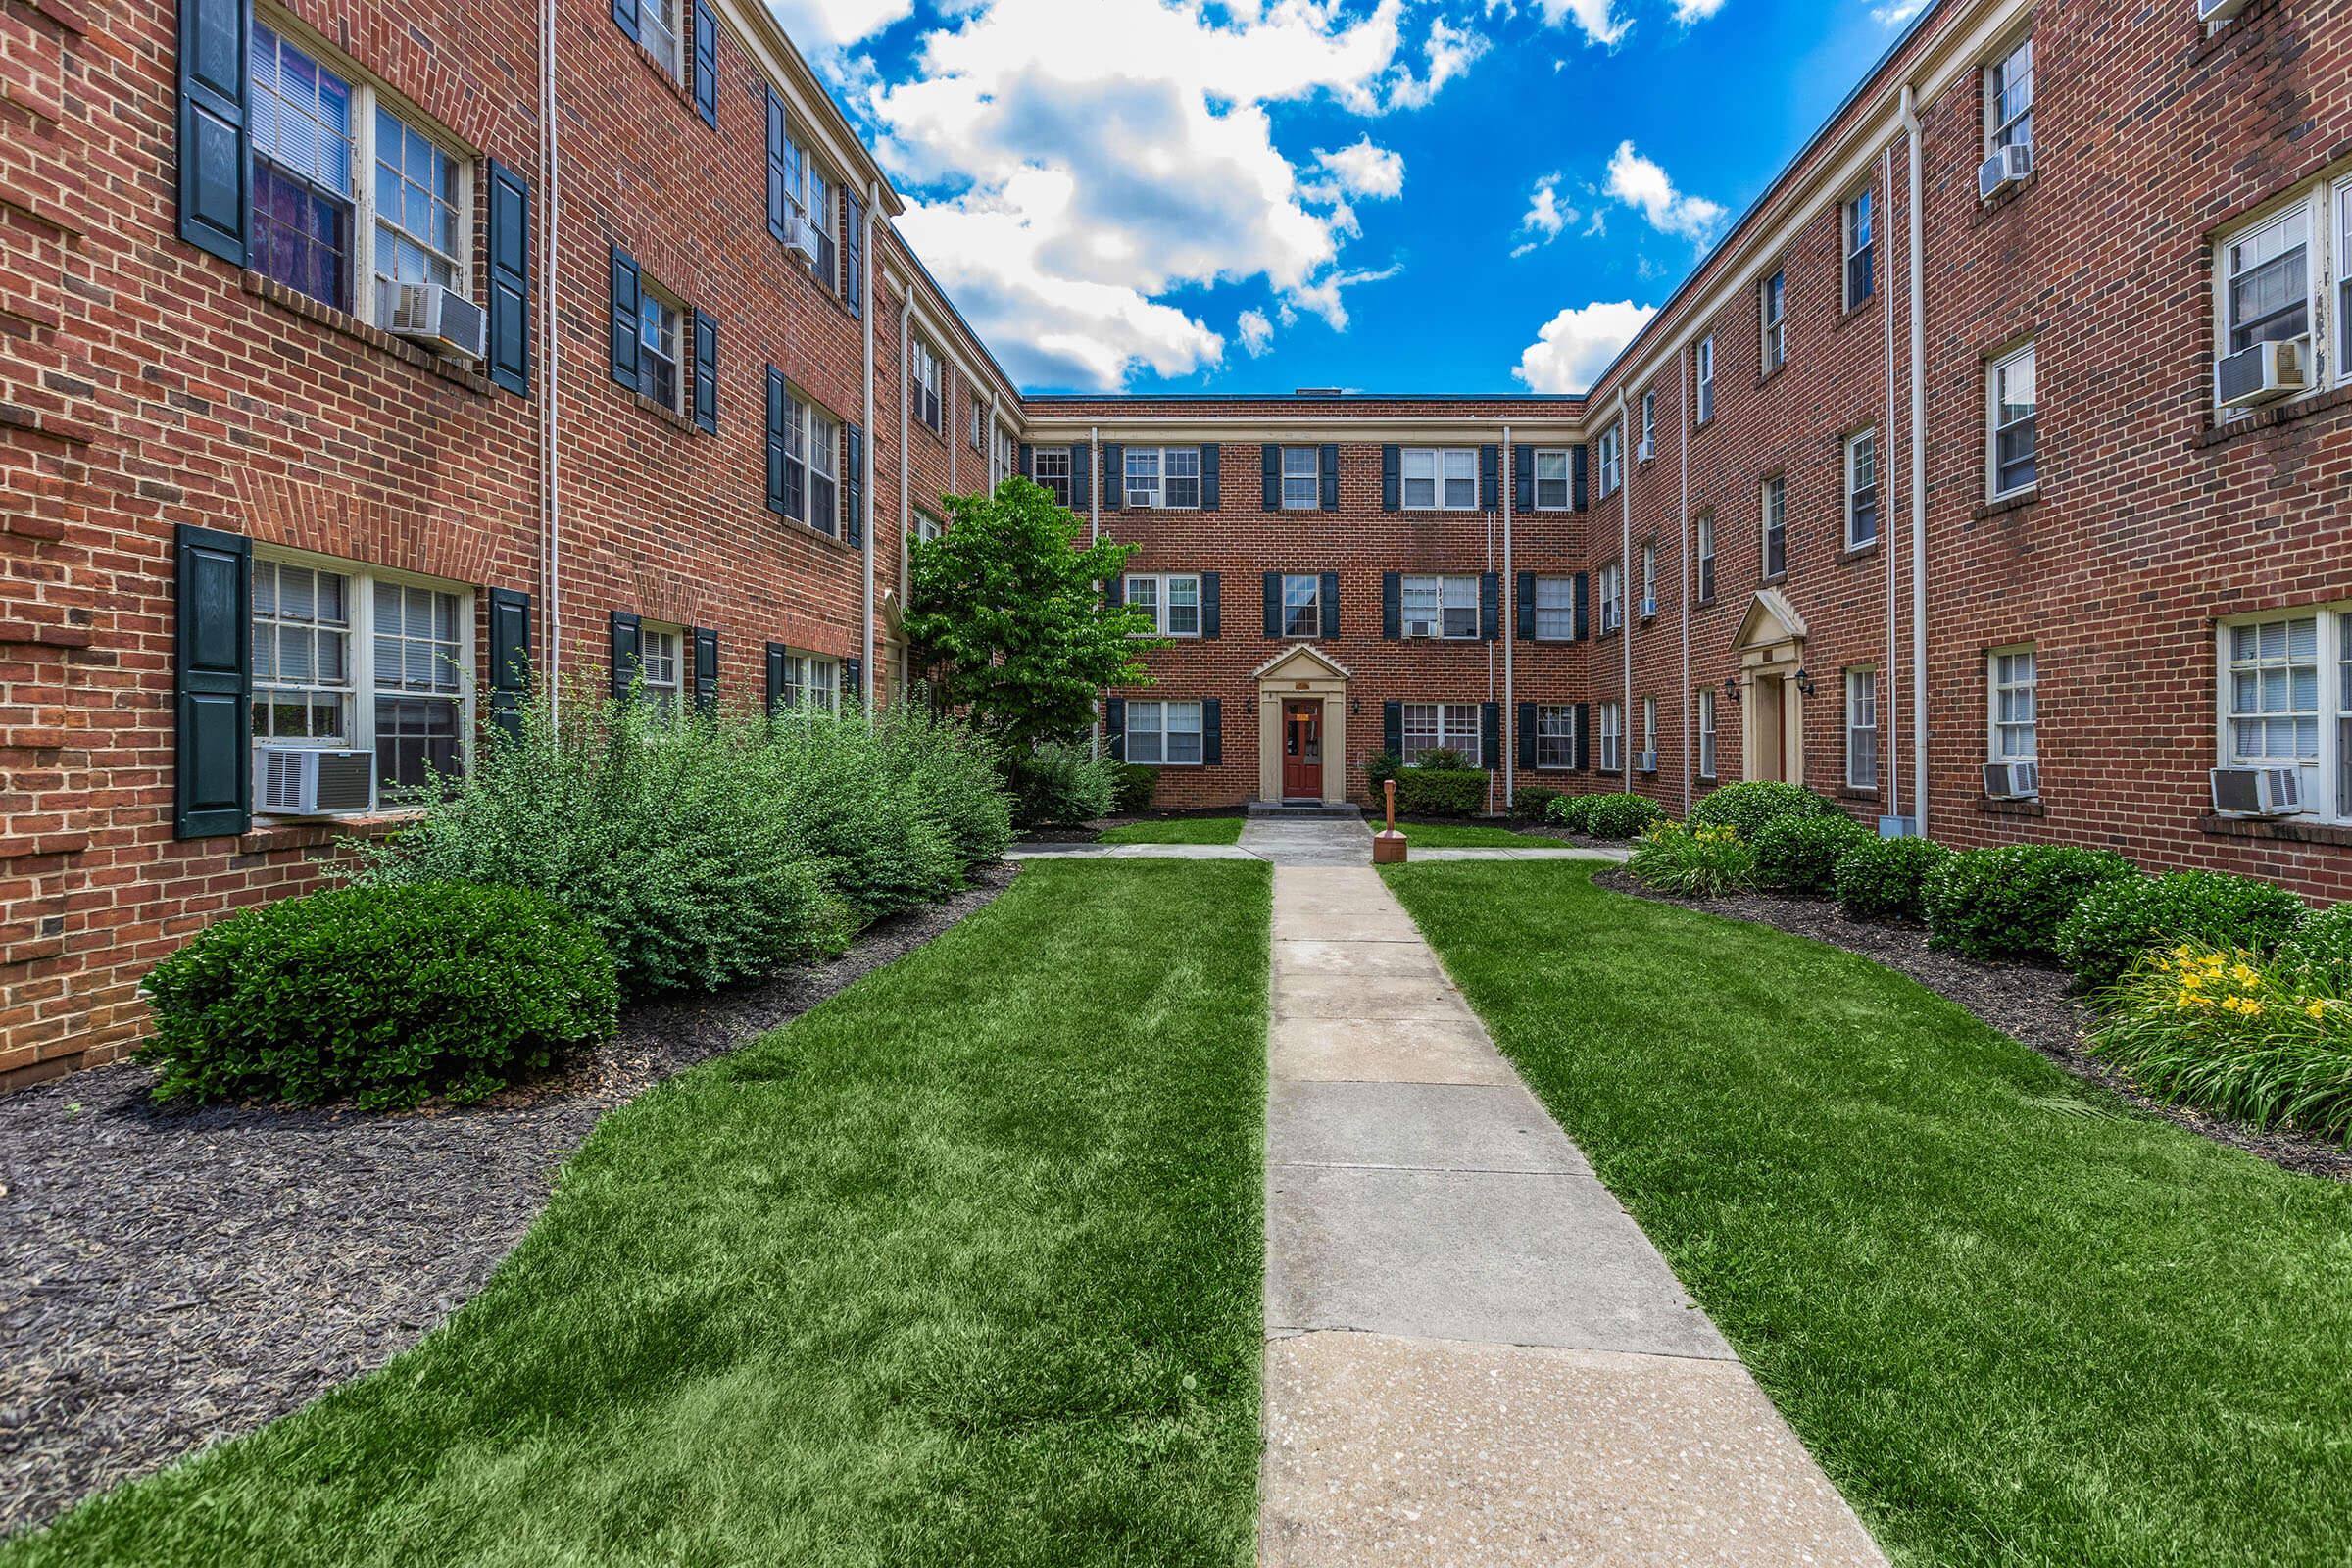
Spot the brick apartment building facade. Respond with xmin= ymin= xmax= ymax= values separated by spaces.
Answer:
xmin=1 ymin=0 xmax=2346 ymax=1088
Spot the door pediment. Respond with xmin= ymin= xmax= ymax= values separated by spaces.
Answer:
xmin=1252 ymin=643 xmax=1353 ymax=684
xmin=1732 ymin=588 xmax=1807 ymax=656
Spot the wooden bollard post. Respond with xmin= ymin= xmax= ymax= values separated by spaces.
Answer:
xmin=1372 ymin=777 xmax=1407 ymax=863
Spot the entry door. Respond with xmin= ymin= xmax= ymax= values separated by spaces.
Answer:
xmin=1753 ymin=675 xmax=1788 ymax=783
xmin=1283 ymin=700 xmax=1323 ymax=800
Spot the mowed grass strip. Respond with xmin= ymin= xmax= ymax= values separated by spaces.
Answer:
xmin=1386 ymin=861 xmax=2352 ymax=1568
xmin=1094 ymin=816 xmax=1247 ymax=846
xmin=14 ymin=860 xmax=1271 ymax=1568
xmin=1391 ymin=821 xmax=1564 ymax=849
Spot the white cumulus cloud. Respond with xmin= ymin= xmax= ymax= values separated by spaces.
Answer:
xmin=1238 ymin=308 xmax=1275 ymax=357
xmin=1388 ymin=15 xmax=1491 ymax=107
xmin=1310 ymin=137 xmax=1406 ymax=200
xmin=1511 ymin=299 xmax=1656 ymax=392
xmin=766 ymin=0 xmax=912 ymax=52
xmin=1509 ymin=172 xmax=1576 ymax=258
xmin=1672 ymin=0 xmax=1728 ymax=21
xmin=1603 ymin=140 xmax=1727 ymax=244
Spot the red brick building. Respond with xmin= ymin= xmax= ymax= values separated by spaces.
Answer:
xmin=3 ymin=0 xmax=2347 ymax=1089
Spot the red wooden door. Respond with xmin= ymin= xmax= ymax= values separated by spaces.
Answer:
xmin=1283 ymin=701 xmax=1323 ymax=800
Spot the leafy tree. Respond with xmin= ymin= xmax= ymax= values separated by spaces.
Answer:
xmin=905 ymin=477 xmax=1159 ymax=756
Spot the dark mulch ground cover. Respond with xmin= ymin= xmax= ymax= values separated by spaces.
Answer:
xmin=0 ymin=865 xmax=1014 ymax=1538
xmin=1015 ymin=808 xmax=1246 ymax=845
xmin=1597 ymin=867 xmax=2352 ymax=1182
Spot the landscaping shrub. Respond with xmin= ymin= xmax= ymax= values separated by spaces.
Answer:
xmin=1365 ymin=750 xmax=1404 ymax=796
xmin=870 ymin=701 xmax=1016 ymax=867
xmin=1510 ymin=784 xmax=1562 ymax=821
xmin=1688 ymin=780 xmax=1839 ymax=840
xmin=1579 ymin=792 xmax=1669 ymax=840
xmin=1753 ymin=812 xmax=1873 ymax=894
xmin=2057 ymin=870 xmax=2308 ymax=992
xmin=764 ymin=708 xmax=966 ymax=920
xmin=1394 ymin=766 xmax=1490 ymax=818
xmin=1011 ymin=741 xmax=1121 ymax=826
xmin=140 ymin=882 xmax=619 ymax=1110
xmin=1627 ymin=821 xmax=1755 ymax=898
xmin=1834 ymin=835 xmax=1952 ymax=921
xmin=1548 ymin=794 xmax=1592 ymax=833
xmin=2091 ymin=944 xmax=2352 ymax=1143
xmin=1113 ymin=762 xmax=1159 ymax=815
xmin=2281 ymin=903 xmax=2352 ymax=994
xmin=1921 ymin=844 xmax=2136 ymax=963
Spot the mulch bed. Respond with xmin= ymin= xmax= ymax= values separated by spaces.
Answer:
xmin=1595 ymin=867 xmax=2352 ymax=1183
xmin=1014 ymin=809 xmax=1249 ymax=846
xmin=0 ymin=864 xmax=1015 ymax=1538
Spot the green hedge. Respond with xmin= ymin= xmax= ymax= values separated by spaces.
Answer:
xmin=1395 ymin=766 xmax=1490 ymax=818
xmin=1922 ymin=844 xmax=2137 ymax=963
xmin=140 ymin=882 xmax=619 ymax=1109
xmin=1011 ymin=741 xmax=1122 ymax=827
xmin=2058 ymin=870 xmax=2308 ymax=991
xmin=1753 ymin=813 xmax=1872 ymax=894
xmin=1510 ymin=785 xmax=1562 ymax=821
xmin=2281 ymin=904 xmax=2352 ymax=994
xmin=1688 ymin=780 xmax=1839 ymax=840
xmin=1834 ymin=835 xmax=1952 ymax=921
xmin=1552 ymin=791 xmax=1668 ymax=839
xmin=1113 ymin=763 xmax=1159 ymax=815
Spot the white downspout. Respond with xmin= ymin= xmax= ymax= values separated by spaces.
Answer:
xmin=1618 ymin=388 xmax=1633 ymax=791
xmin=540 ymin=0 xmax=560 ymax=727
xmin=1903 ymin=83 xmax=1929 ymax=839
xmin=1678 ymin=346 xmax=1690 ymax=817
xmin=1090 ymin=423 xmax=1101 ymax=758
xmin=861 ymin=183 xmax=877 ymax=718
xmin=1882 ymin=141 xmax=1900 ymax=825
xmin=1501 ymin=423 xmax=1514 ymax=807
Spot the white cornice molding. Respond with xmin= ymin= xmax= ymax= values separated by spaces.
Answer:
xmin=1019 ymin=416 xmax=1587 ymax=443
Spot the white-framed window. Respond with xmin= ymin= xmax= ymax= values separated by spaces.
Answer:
xmin=1124 ymin=572 xmax=1202 ymax=637
xmin=1845 ymin=667 xmax=1878 ymax=790
xmin=1985 ymin=34 xmax=2034 ymax=157
xmin=970 ymin=394 xmax=985 ymax=451
xmin=780 ymin=389 xmax=839 ymax=532
xmin=1843 ymin=188 xmax=1875 ymax=309
xmin=911 ymin=509 xmax=942 ymax=543
xmin=1697 ymin=688 xmax=1718 ymax=780
xmin=1126 ymin=700 xmax=1204 ymax=766
xmin=2220 ymin=199 xmax=2315 ymax=369
xmin=774 ymin=122 xmax=838 ymax=287
xmin=634 ymin=282 xmax=683 ymax=412
xmin=2221 ymin=613 xmax=2321 ymax=809
xmin=1844 ymin=427 xmax=1880 ymax=549
xmin=2340 ymin=179 xmax=2352 ymax=379
xmin=1033 ymin=446 xmax=1072 ymax=508
xmin=1535 ymin=704 xmax=1578 ymax=770
xmin=1401 ymin=447 xmax=1479 ymax=511
xmin=1125 ymin=446 xmax=1201 ymax=510
xmin=773 ymin=649 xmax=840 ymax=711
xmin=1595 ymin=422 xmax=1622 ymax=499
xmin=1400 ymin=574 xmax=1482 ymax=640
xmin=1760 ymin=269 xmax=1786 ymax=373
xmin=251 ymin=553 xmax=471 ymax=812
xmin=638 ymin=623 xmax=683 ymax=717
xmin=1599 ymin=701 xmax=1623 ymax=773
xmin=1760 ymin=475 xmax=1787 ymax=579
xmin=1596 ymin=560 xmax=1624 ymax=636
xmin=250 ymin=20 xmax=473 ymax=325
xmin=1534 ymin=575 xmax=1577 ymax=641
xmin=1695 ymin=335 xmax=1716 ymax=424
xmin=1281 ymin=573 xmax=1322 ymax=638
xmin=909 ymin=338 xmax=944 ymax=434
xmin=1641 ymin=696 xmax=1657 ymax=768
xmin=1639 ymin=542 xmax=1656 ymax=617
xmin=1639 ymin=391 xmax=1656 ymax=460
xmin=992 ymin=421 xmax=1018 ymax=489
xmin=1987 ymin=343 xmax=2038 ymax=499
xmin=1533 ymin=448 xmax=1574 ymax=510
xmin=1988 ymin=646 xmax=2037 ymax=765
xmin=1400 ymin=702 xmax=1480 ymax=765
xmin=1695 ymin=512 xmax=1717 ymax=603
xmin=637 ymin=0 xmax=681 ymax=79
xmin=1281 ymin=446 xmax=1320 ymax=510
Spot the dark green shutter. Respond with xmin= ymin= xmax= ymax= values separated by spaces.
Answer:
xmin=176 ymin=0 xmax=248 ymax=266
xmin=1481 ymin=702 xmax=1500 ymax=770
xmin=1201 ymin=572 xmax=1220 ymax=639
xmin=1200 ymin=444 xmax=1220 ymax=511
xmin=1262 ymin=572 xmax=1281 ymax=638
xmin=1571 ymin=446 xmax=1589 ymax=511
xmin=691 ymin=309 xmax=717 ymax=433
xmin=844 ymin=657 xmax=862 ymax=701
xmin=1516 ymin=571 xmax=1536 ymax=641
xmin=1203 ymin=699 xmax=1222 ymax=765
xmin=612 ymin=0 xmax=638 ymax=42
xmin=1517 ymin=702 xmax=1537 ymax=769
xmin=1319 ymin=571 xmax=1339 ymax=638
xmin=1480 ymin=445 xmax=1500 ymax=513
xmin=691 ymin=627 xmax=718 ymax=713
xmin=1572 ymin=572 xmax=1590 ymax=641
xmin=1513 ymin=445 xmax=1535 ymax=512
xmin=485 ymin=160 xmax=531 ymax=398
xmin=844 ymin=423 xmax=865 ymax=545
xmin=610 ymin=611 xmax=642 ymax=699
xmin=843 ymin=195 xmax=864 ymax=317
xmin=173 ymin=523 xmax=250 ymax=838
xmin=1383 ymin=700 xmax=1402 ymax=757
xmin=1260 ymin=444 xmax=1281 ymax=510
xmin=1319 ymin=444 xmax=1339 ymax=510
xmin=1100 ymin=444 xmax=1123 ymax=512
xmin=691 ymin=0 xmax=717 ymax=127
xmin=1380 ymin=445 xmax=1400 ymax=511
xmin=1018 ymin=443 xmax=1035 ymax=479
xmin=763 ymin=368 xmax=786 ymax=514
xmin=1104 ymin=698 xmax=1126 ymax=761
xmin=1071 ymin=446 xmax=1091 ymax=511
xmin=1575 ymin=703 xmax=1591 ymax=770
xmin=1104 ymin=574 xmax=1124 ymax=608
xmin=1480 ymin=572 xmax=1500 ymax=642
xmin=764 ymin=642 xmax=787 ymax=711
xmin=488 ymin=587 xmax=531 ymax=743
xmin=1382 ymin=572 xmax=1400 ymax=639
xmin=609 ymin=246 xmax=640 ymax=389
xmin=765 ymin=89 xmax=789 ymax=242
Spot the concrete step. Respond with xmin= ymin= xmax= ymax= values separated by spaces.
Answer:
xmin=1247 ymin=800 xmax=1364 ymax=818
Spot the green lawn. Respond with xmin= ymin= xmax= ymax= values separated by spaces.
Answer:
xmin=1386 ymin=861 xmax=2352 ymax=1568
xmin=1392 ymin=821 xmax=1562 ymax=849
xmin=14 ymin=861 xmax=1271 ymax=1568
xmin=1095 ymin=816 xmax=1247 ymax=845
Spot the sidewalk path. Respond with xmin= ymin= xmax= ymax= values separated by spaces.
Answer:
xmin=1259 ymin=863 xmax=1885 ymax=1566
xmin=1004 ymin=819 xmax=1628 ymax=866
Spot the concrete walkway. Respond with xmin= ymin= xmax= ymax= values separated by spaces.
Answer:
xmin=1261 ymin=864 xmax=1884 ymax=1566
xmin=1004 ymin=817 xmax=1629 ymax=866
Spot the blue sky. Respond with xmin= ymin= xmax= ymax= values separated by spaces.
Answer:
xmin=772 ymin=0 xmax=1924 ymax=395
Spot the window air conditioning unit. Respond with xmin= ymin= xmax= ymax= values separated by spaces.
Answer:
xmin=2210 ymin=765 xmax=2306 ymax=818
xmin=2197 ymin=0 xmax=2247 ymax=22
xmin=1637 ymin=437 xmax=1655 ymax=463
xmin=1978 ymin=142 xmax=2033 ymax=201
xmin=784 ymin=212 xmax=821 ymax=268
xmin=1983 ymin=760 xmax=2040 ymax=800
xmin=1640 ymin=596 xmax=1658 ymax=618
xmin=1637 ymin=751 xmax=1659 ymax=773
xmin=1404 ymin=618 xmax=1438 ymax=639
xmin=2216 ymin=338 xmax=2307 ymax=410
xmin=379 ymin=280 xmax=486 ymax=361
xmin=256 ymin=747 xmax=374 ymax=816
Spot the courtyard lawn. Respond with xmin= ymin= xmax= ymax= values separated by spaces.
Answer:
xmin=1096 ymin=815 xmax=1247 ymax=845
xmin=1392 ymin=821 xmax=1563 ymax=849
xmin=12 ymin=860 xmax=1271 ymax=1568
xmin=1386 ymin=860 xmax=2352 ymax=1568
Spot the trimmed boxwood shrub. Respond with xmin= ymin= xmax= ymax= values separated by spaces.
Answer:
xmin=140 ymin=882 xmax=619 ymax=1110
xmin=1688 ymin=780 xmax=1839 ymax=841
xmin=1511 ymin=784 xmax=1562 ymax=821
xmin=2281 ymin=903 xmax=2352 ymax=994
xmin=1922 ymin=844 xmax=2136 ymax=963
xmin=1113 ymin=762 xmax=1159 ymax=815
xmin=1548 ymin=794 xmax=1592 ymax=833
xmin=2057 ymin=870 xmax=2308 ymax=991
xmin=1581 ymin=792 xmax=1668 ymax=840
xmin=1395 ymin=766 xmax=1489 ymax=818
xmin=1365 ymin=751 xmax=1404 ymax=795
xmin=1834 ymin=835 xmax=1952 ymax=921
xmin=1753 ymin=812 xmax=1872 ymax=894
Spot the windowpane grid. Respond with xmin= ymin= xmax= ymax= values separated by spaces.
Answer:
xmin=373 ymin=107 xmax=460 ymax=294
xmin=1846 ymin=669 xmax=1878 ymax=790
xmin=1282 ymin=574 xmax=1320 ymax=637
xmin=1126 ymin=701 xmax=1203 ymax=765
xmin=1034 ymin=447 xmax=1072 ymax=508
xmin=1534 ymin=575 xmax=1575 ymax=640
xmin=1698 ymin=689 xmax=1718 ymax=779
xmin=1536 ymin=705 xmax=1576 ymax=770
xmin=1400 ymin=703 xmax=1479 ymax=764
xmin=1281 ymin=447 xmax=1319 ymax=510
xmin=250 ymin=25 xmax=355 ymax=310
xmin=252 ymin=562 xmax=353 ymax=744
xmin=1991 ymin=649 xmax=2037 ymax=761
xmin=1534 ymin=449 xmax=1570 ymax=510
xmin=2226 ymin=210 xmax=2310 ymax=356
xmin=1989 ymin=37 xmax=2033 ymax=153
xmin=2227 ymin=616 xmax=2320 ymax=766
xmin=1990 ymin=346 xmax=2038 ymax=495
xmin=1846 ymin=428 xmax=1879 ymax=547
xmin=1761 ymin=477 xmax=1787 ymax=579
xmin=1599 ymin=702 xmax=1622 ymax=773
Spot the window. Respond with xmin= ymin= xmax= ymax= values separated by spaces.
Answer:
xmin=2222 ymin=204 xmax=2311 ymax=362
xmin=1760 ymin=476 xmax=1787 ymax=579
xmin=638 ymin=625 xmax=683 ymax=716
xmin=1845 ymin=427 xmax=1880 ymax=548
xmin=1640 ymin=542 xmax=1656 ymax=617
xmin=773 ymin=650 xmax=840 ymax=711
xmin=1534 ymin=575 xmax=1576 ymax=641
xmin=1697 ymin=689 xmax=1718 ymax=780
xmin=1534 ymin=705 xmax=1577 ymax=770
xmin=1127 ymin=701 xmax=1204 ymax=765
xmin=1125 ymin=573 xmax=1202 ymax=637
xmin=1846 ymin=668 xmax=1878 ymax=790
xmin=1281 ymin=446 xmax=1320 ymax=510
xmin=779 ymin=390 xmax=839 ymax=531
xmin=1598 ymin=701 xmax=1622 ymax=773
xmin=970 ymin=395 xmax=985 ymax=451
xmin=1695 ymin=513 xmax=1717 ymax=603
xmin=1639 ymin=391 xmax=1656 ymax=459
xmin=1760 ymin=270 xmax=1786 ymax=373
xmin=638 ymin=0 xmax=681 ymax=78
xmin=1986 ymin=35 xmax=2033 ymax=156
xmin=2223 ymin=615 xmax=2319 ymax=802
xmin=2341 ymin=180 xmax=2352 ymax=376
xmin=1843 ymin=189 xmax=1875 ymax=309
xmin=1595 ymin=423 xmax=1622 ymax=499
xmin=1281 ymin=574 xmax=1322 ymax=638
xmin=1988 ymin=344 xmax=2037 ymax=498
xmin=1033 ymin=447 xmax=1072 ymax=508
xmin=911 ymin=509 xmax=942 ymax=543
xmin=1533 ymin=449 xmax=1573 ymax=510
xmin=1989 ymin=647 xmax=2037 ymax=764
xmin=1695 ymin=336 xmax=1716 ymax=424
xmin=636 ymin=284 xmax=682 ymax=411
xmin=910 ymin=338 xmax=944 ymax=433
xmin=1401 ymin=447 xmax=1478 ymax=511
xmin=250 ymin=23 xmax=471 ymax=322
xmin=1125 ymin=447 xmax=1201 ymax=510
xmin=1641 ymin=697 xmax=1657 ymax=767
xmin=992 ymin=420 xmax=1017 ymax=489
xmin=1400 ymin=574 xmax=1482 ymax=640
xmin=1596 ymin=561 xmax=1623 ymax=636
xmin=1400 ymin=702 xmax=1480 ymax=765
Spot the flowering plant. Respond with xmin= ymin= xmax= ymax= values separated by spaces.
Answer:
xmin=1627 ymin=820 xmax=1756 ymax=898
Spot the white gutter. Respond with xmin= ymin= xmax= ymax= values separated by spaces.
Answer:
xmin=1903 ymin=83 xmax=1929 ymax=838
xmin=1617 ymin=388 xmax=1632 ymax=791
xmin=540 ymin=0 xmax=560 ymax=728
xmin=1882 ymin=141 xmax=1900 ymax=824
xmin=861 ymin=181 xmax=877 ymax=718
xmin=1501 ymin=423 xmax=1514 ymax=806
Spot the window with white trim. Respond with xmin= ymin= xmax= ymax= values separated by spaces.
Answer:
xmin=773 ymin=650 xmax=840 ymax=711
xmin=1695 ymin=335 xmax=1716 ymax=423
xmin=992 ymin=421 xmax=1017 ymax=489
xmin=638 ymin=624 xmax=683 ymax=717
xmin=779 ymin=390 xmax=839 ymax=532
xmin=969 ymin=394 xmax=985 ymax=451
xmin=1595 ymin=422 xmax=1622 ymax=499
xmin=1281 ymin=574 xmax=1321 ymax=638
xmin=1761 ymin=475 xmax=1787 ymax=579
xmin=910 ymin=338 xmax=944 ymax=434
xmin=1843 ymin=188 xmax=1875 ymax=309
xmin=1126 ymin=701 xmax=1204 ymax=766
xmin=1533 ymin=449 xmax=1573 ymax=510
xmin=1598 ymin=701 xmax=1622 ymax=773
xmin=1988 ymin=647 xmax=2037 ymax=765
xmin=1639 ymin=542 xmax=1656 ymax=617
xmin=1125 ymin=446 xmax=1201 ymax=510
xmin=2340 ymin=179 xmax=2352 ymax=379
xmin=1124 ymin=573 xmax=1203 ymax=637
xmin=1639 ymin=391 xmax=1656 ymax=459
xmin=1697 ymin=688 xmax=1718 ymax=780
xmin=1033 ymin=447 xmax=1072 ymax=508
xmin=634 ymin=282 xmax=683 ymax=412
xmin=775 ymin=124 xmax=838 ymax=288
xmin=1400 ymin=574 xmax=1481 ymax=640
xmin=1596 ymin=561 xmax=1624 ymax=636
xmin=1535 ymin=704 xmax=1577 ymax=770
xmin=2222 ymin=613 xmax=2321 ymax=808
xmin=1987 ymin=344 xmax=2037 ymax=499
xmin=1641 ymin=696 xmax=1657 ymax=768
xmin=1281 ymin=447 xmax=1320 ymax=510
xmin=1760 ymin=270 xmax=1786 ymax=373
xmin=1400 ymin=702 xmax=1480 ymax=765
xmin=2221 ymin=202 xmax=2312 ymax=363
xmin=911 ymin=509 xmax=942 ymax=543
xmin=1695 ymin=512 xmax=1717 ymax=603
xmin=1401 ymin=447 xmax=1479 ymax=511
xmin=1845 ymin=667 xmax=1878 ymax=790
xmin=1985 ymin=35 xmax=2033 ymax=157
xmin=637 ymin=0 xmax=681 ymax=79
xmin=1534 ymin=575 xmax=1576 ymax=641
xmin=1844 ymin=427 xmax=1880 ymax=548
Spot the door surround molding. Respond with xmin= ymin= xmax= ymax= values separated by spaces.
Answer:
xmin=1253 ymin=644 xmax=1351 ymax=806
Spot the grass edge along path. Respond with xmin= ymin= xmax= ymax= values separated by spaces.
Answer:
xmin=10 ymin=859 xmax=1272 ymax=1568
xmin=1094 ymin=816 xmax=1248 ymax=846
xmin=1386 ymin=859 xmax=2352 ymax=1568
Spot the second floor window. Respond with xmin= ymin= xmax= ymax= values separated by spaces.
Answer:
xmin=1596 ymin=561 xmax=1624 ymax=636
xmin=1639 ymin=391 xmax=1656 ymax=459
xmin=1843 ymin=189 xmax=1875 ymax=309
xmin=1989 ymin=344 xmax=2038 ymax=498
xmin=1761 ymin=475 xmax=1788 ymax=579
xmin=910 ymin=339 xmax=944 ymax=433
xmin=1760 ymin=270 xmax=1786 ymax=373
xmin=636 ymin=287 xmax=682 ymax=411
xmin=1845 ymin=427 xmax=1880 ymax=548
xmin=1281 ymin=574 xmax=1322 ymax=638
xmin=1401 ymin=574 xmax=1480 ymax=640
xmin=779 ymin=392 xmax=839 ymax=531
xmin=1695 ymin=336 xmax=1716 ymax=423
xmin=1034 ymin=447 xmax=1073 ymax=508
xmin=1534 ymin=575 xmax=1576 ymax=641
xmin=1695 ymin=513 xmax=1717 ymax=603
xmin=1640 ymin=542 xmax=1656 ymax=616
xmin=1986 ymin=35 xmax=2034 ymax=156
xmin=1402 ymin=447 xmax=1478 ymax=510
xmin=1125 ymin=573 xmax=1201 ymax=637
xmin=2223 ymin=206 xmax=2309 ymax=361
xmin=1596 ymin=424 xmax=1622 ymax=499
xmin=1125 ymin=447 xmax=1201 ymax=509
xmin=1281 ymin=446 xmax=1320 ymax=510
xmin=1534 ymin=449 xmax=1573 ymax=510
